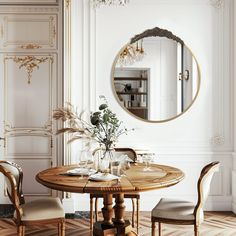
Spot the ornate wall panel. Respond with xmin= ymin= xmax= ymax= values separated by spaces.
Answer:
xmin=6 ymin=135 xmax=51 ymax=156
xmin=3 ymin=54 xmax=54 ymax=128
xmin=0 ymin=14 xmax=57 ymax=50
xmin=0 ymin=3 xmax=62 ymax=202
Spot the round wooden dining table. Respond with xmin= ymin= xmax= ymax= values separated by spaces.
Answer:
xmin=36 ymin=163 xmax=184 ymax=236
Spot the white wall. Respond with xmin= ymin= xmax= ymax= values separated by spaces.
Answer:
xmin=68 ymin=0 xmax=233 ymax=211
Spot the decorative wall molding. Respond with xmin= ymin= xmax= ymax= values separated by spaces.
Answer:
xmin=0 ymin=7 xmax=59 ymax=13
xmin=1 ymin=14 xmax=57 ymax=50
xmin=232 ymin=171 xmax=236 ymax=214
xmin=211 ymin=134 xmax=225 ymax=146
xmin=5 ymin=55 xmax=53 ymax=84
xmin=210 ymin=0 xmax=224 ymax=9
xmin=0 ymin=0 xmax=58 ymax=4
xmin=20 ymin=43 xmax=42 ymax=49
xmin=63 ymin=0 xmax=72 ymax=166
xmin=232 ymin=153 xmax=236 ymax=213
xmin=65 ymin=0 xmax=71 ymax=8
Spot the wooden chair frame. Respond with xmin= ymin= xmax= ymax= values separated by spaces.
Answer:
xmin=90 ymin=148 xmax=140 ymax=233
xmin=0 ymin=161 xmax=65 ymax=236
xmin=151 ymin=161 xmax=220 ymax=236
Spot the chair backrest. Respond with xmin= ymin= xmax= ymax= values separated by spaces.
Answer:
xmin=114 ymin=148 xmax=137 ymax=162
xmin=92 ymin=147 xmax=137 ymax=162
xmin=0 ymin=161 xmax=25 ymax=222
xmin=194 ymin=162 xmax=220 ymax=223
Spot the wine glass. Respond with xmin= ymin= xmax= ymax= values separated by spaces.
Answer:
xmin=78 ymin=151 xmax=89 ymax=178
xmin=119 ymin=160 xmax=130 ymax=177
xmin=142 ymin=154 xmax=154 ymax=171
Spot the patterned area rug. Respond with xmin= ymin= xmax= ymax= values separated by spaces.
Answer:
xmin=0 ymin=211 xmax=236 ymax=236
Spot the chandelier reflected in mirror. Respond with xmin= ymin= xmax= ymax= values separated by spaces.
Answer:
xmin=117 ymin=40 xmax=145 ymax=67
xmin=92 ymin=0 xmax=129 ymax=8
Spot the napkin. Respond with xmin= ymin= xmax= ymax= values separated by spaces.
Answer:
xmin=66 ymin=168 xmax=96 ymax=176
xmin=89 ymin=172 xmax=120 ymax=182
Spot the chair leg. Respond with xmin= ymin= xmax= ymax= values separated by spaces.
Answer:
xmin=151 ymin=221 xmax=155 ymax=236
xmin=90 ymin=196 xmax=94 ymax=230
xmin=58 ymin=220 xmax=65 ymax=236
xmin=136 ymin=197 xmax=140 ymax=234
xmin=158 ymin=222 xmax=161 ymax=236
xmin=131 ymin=198 xmax=135 ymax=228
xmin=58 ymin=222 xmax=61 ymax=236
xmin=194 ymin=224 xmax=199 ymax=236
xmin=95 ymin=198 xmax=98 ymax=222
xmin=17 ymin=225 xmax=25 ymax=236
xmin=61 ymin=220 xmax=65 ymax=236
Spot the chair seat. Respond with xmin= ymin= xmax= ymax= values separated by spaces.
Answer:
xmin=151 ymin=198 xmax=204 ymax=222
xmin=14 ymin=197 xmax=65 ymax=221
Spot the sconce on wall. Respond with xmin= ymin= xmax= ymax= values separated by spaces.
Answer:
xmin=91 ymin=0 xmax=129 ymax=8
xmin=179 ymin=69 xmax=189 ymax=81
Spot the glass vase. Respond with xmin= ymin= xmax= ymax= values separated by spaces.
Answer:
xmin=94 ymin=148 xmax=114 ymax=173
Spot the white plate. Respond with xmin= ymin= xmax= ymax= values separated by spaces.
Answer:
xmin=66 ymin=168 xmax=96 ymax=176
xmin=89 ymin=173 xmax=120 ymax=182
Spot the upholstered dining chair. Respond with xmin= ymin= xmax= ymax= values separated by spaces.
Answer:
xmin=151 ymin=161 xmax=220 ymax=236
xmin=0 ymin=161 xmax=65 ymax=236
xmin=90 ymin=148 xmax=140 ymax=233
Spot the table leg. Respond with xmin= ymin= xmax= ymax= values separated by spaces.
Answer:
xmin=102 ymin=193 xmax=113 ymax=225
xmin=113 ymin=194 xmax=125 ymax=224
xmin=93 ymin=194 xmax=117 ymax=236
xmin=93 ymin=193 xmax=137 ymax=236
xmin=113 ymin=194 xmax=133 ymax=235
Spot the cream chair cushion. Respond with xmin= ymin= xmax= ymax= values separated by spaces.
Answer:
xmin=152 ymin=198 xmax=204 ymax=223
xmin=14 ymin=197 xmax=65 ymax=221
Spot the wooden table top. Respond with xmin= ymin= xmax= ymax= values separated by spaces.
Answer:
xmin=36 ymin=163 xmax=184 ymax=194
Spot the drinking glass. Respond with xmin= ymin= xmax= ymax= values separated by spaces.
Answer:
xmin=119 ymin=160 xmax=130 ymax=177
xmin=78 ymin=152 xmax=89 ymax=178
xmin=110 ymin=161 xmax=120 ymax=176
xmin=142 ymin=154 xmax=154 ymax=171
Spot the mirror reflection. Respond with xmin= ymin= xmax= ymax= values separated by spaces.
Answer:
xmin=112 ymin=27 xmax=200 ymax=122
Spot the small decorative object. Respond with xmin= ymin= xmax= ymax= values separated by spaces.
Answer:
xmin=114 ymin=82 xmax=126 ymax=92
xmin=138 ymin=87 xmax=144 ymax=93
xmin=131 ymin=100 xmax=139 ymax=107
xmin=91 ymin=0 xmax=129 ymax=8
xmin=124 ymin=83 xmax=132 ymax=92
xmin=53 ymin=96 xmax=134 ymax=172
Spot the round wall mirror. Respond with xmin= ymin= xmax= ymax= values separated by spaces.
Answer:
xmin=111 ymin=27 xmax=201 ymax=122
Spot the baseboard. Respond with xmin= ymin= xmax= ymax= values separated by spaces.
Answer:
xmin=205 ymin=196 xmax=232 ymax=211
xmin=62 ymin=198 xmax=75 ymax=213
xmin=232 ymin=203 xmax=236 ymax=214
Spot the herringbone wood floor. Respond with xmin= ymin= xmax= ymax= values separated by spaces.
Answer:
xmin=0 ymin=212 xmax=235 ymax=236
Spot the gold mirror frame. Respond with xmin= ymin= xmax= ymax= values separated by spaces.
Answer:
xmin=111 ymin=27 xmax=201 ymax=123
